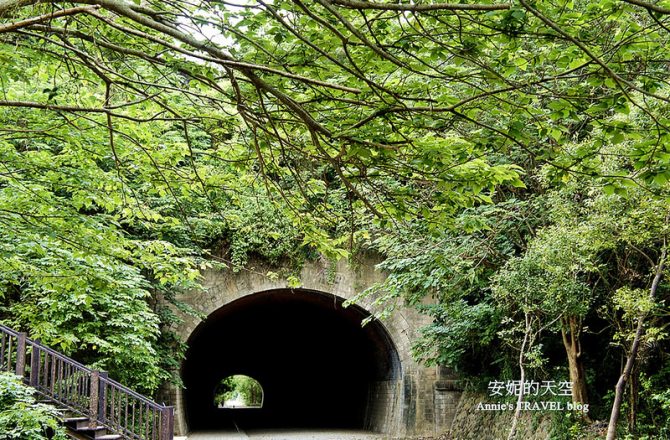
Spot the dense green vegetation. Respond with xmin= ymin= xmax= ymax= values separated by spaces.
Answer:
xmin=1 ymin=0 xmax=670 ymax=438
xmin=214 ymin=375 xmax=264 ymax=408
xmin=0 ymin=373 xmax=67 ymax=440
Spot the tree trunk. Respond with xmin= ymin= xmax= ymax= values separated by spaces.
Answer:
xmin=606 ymin=247 xmax=666 ymax=440
xmin=561 ymin=316 xmax=589 ymax=410
xmin=508 ymin=312 xmax=531 ymax=440
xmin=628 ymin=365 xmax=638 ymax=432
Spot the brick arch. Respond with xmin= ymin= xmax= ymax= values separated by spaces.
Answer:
xmin=168 ymin=257 xmax=459 ymax=437
xmin=174 ymin=258 xmax=417 ymax=360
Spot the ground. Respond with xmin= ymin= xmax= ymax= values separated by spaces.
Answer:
xmin=181 ymin=431 xmax=451 ymax=439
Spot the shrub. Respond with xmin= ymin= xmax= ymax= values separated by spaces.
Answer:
xmin=0 ymin=372 xmax=67 ymax=439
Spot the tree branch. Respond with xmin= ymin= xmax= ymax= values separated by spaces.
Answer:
xmin=622 ymin=0 xmax=670 ymax=14
xmin=329 ymin=0 xmax=511 ymax=11
xmin=0 ymin=5 xmax=98 ymax=33
xmin=0 ymin=100 xmax=191 ymax=122
xmin=519 ymin=0 xmax=670 ymax=104
xmin=84 ymin=8 xmax=362 ymax=93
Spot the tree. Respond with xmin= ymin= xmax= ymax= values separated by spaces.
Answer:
xmin=215 ymin=375 xmax=264 ymax=408
xmin=493 ymin=228 xmax=594 ymax=405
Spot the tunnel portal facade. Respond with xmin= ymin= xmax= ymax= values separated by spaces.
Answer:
xmin=168 ymin=258 xmax=461 ymax=437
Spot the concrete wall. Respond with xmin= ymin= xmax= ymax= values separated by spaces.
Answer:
xmin=165 ymin=256 xmax=461 ymax=437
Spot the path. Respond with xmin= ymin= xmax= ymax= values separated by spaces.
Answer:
xmin=184 ymin=429 xmax=384 ymax=439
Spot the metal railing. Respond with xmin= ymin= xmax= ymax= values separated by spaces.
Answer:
xmin=0 ymin=324 xmax=174 ymax=440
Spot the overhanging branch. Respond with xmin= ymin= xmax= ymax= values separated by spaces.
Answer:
xmin=622 ymin=0 xmax=670 ymax=14
xmin=0 ymin=100 xmax=193 ymax=122
xmin=329 ymin=0 xmax=510 ymax=11
xmin=0 ymin=5 xmax=98 ymax=33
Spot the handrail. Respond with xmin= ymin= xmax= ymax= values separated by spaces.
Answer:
xmin=102 ymin=375 xmax=164 ymax=410
xmin=27 ymin=336 xmax=93 ymax=373
xmin=0 ymin=324 xmax=174 ymax=440
xmin=0 ymin=324 xmax=88 ymax=371
xmin=0 ymin=324 xmax=19 ymax=337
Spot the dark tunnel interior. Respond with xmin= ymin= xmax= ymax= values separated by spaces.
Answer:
xmin=182 ymin=289 xmax=401 ymax=432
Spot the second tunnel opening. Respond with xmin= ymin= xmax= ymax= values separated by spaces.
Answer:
xmin=182 ymin=288 xmax=401 ymax=432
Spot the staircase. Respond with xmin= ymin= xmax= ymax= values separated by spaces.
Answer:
xmin=0 ymin=324 xmax=174 ymax=440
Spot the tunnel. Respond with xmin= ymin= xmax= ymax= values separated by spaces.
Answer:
xmin=181 ymin=288 xmax=401 ymax=432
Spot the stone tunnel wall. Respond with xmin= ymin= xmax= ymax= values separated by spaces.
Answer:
xmin=166 ymin=256 xmax=461 ymax=437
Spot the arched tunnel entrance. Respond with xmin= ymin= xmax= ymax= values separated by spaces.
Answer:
xmin=182 ymin=288 xmax=401 ymax=432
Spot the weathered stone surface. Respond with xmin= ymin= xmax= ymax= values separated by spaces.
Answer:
xmin=167 ymin=257 xmax=460 ymax=438
xmin=448 ymin=392 xmax=553 ymax=440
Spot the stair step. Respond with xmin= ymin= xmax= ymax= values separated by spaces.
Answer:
xmin=75 ymin=425 xmax=107 ymax=432
xmin=93 ymin=429 xmax=114 ymax=438
xmin=94 ymin=436 xmax=122 ymax=440
xmin=64 ymin=417 xmax=95 ymax=430
xmin=64 ymin=429 xmax=91 ymax=440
